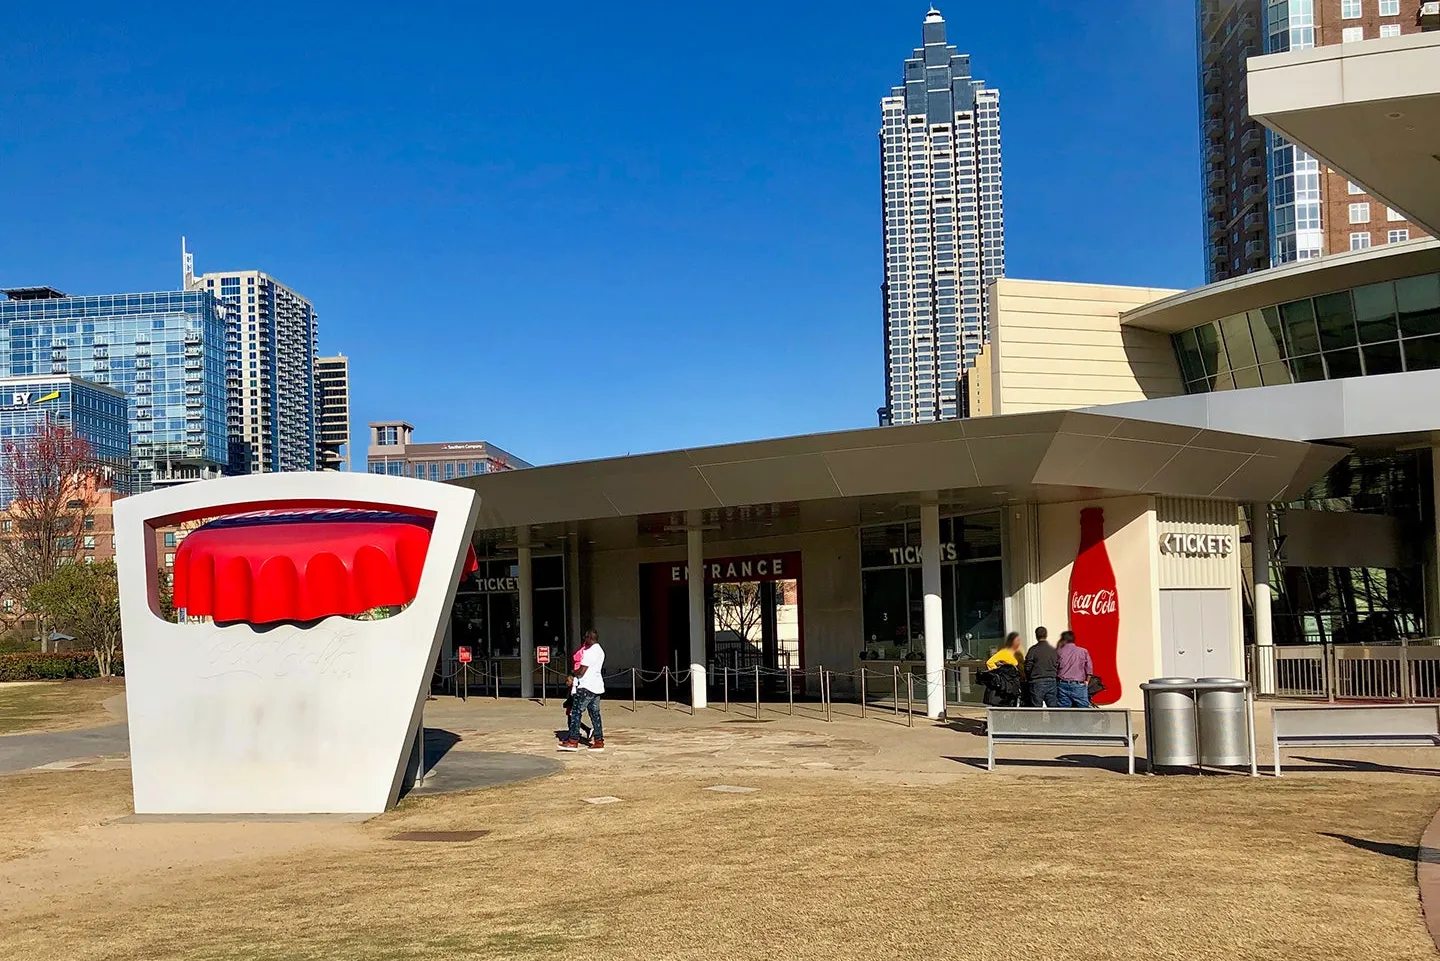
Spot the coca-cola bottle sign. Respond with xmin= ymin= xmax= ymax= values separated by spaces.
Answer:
xmin=1067 ymin=507 xmax=1122 ymax=705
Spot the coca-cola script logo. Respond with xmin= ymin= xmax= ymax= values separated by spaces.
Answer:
xmin=1071 ymin=589 xmax=1118 ymax=616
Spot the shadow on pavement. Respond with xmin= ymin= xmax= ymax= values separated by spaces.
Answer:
xmin=943 ymin=753 xmax=1134 ymax=775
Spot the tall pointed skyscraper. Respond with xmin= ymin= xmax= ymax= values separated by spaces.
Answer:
xmin=880 ymin=8 xmax=1004 ymax=424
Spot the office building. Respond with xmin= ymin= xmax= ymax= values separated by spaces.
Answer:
xmin=366 ymin=420 xmax=528 ymax=481
xmin=0 ymin=287 xmax=229 ymax=488
xmin=880 ymin=7 xmax=1004 ymax=425
xmin=317 ymin=355 xmax=350 ymax=470
xmin=1198 ymin=0 xmax=1428 ymax=282
xmin=185 ymin=244 xmax=318 ymax=474
xmin=0 ymin=374 xmax=130 ymax=504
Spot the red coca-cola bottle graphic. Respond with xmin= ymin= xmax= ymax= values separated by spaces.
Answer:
xmin=1068 ymin=507 xmax=1121 ymax=705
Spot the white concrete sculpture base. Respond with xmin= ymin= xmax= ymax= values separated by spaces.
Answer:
xmin=113 ymin=473 xmax=479 ymax=815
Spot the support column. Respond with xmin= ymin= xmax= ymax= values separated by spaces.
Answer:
xmin=920 ymin=496 xmax=945 ymax=719
xmin=1252 ymin=502 xmax=1275 ymax=696
xmin=1431 ymin=448 xmax=1440 ymax=636
xmin=687 ymin=512 xmax=708 ymax=710
xmin=518 ymin=535 xmax=535 ymax=699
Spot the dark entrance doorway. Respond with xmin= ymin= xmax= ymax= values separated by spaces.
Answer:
xmin=640 ymin=552 xmax=803 ymax=683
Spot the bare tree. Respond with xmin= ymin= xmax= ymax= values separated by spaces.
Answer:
xmin=0 ymin=422 xmax=102 ymax=647
xmin=712 ymin=582 xmax=766 ymax=661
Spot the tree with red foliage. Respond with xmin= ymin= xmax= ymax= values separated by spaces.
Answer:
xmin=0 ymin=422 xmax=103 ymax=642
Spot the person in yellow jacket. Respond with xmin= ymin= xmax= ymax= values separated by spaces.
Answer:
xmin=986 ymin=632 xmax=1025 ymax=673
xmin=982 ymin=632 xmax=1026 ymax=707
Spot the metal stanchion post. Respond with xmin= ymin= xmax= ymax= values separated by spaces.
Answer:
xmin=1326 ymin=642 xmax=1336 ymax=703
xmin=541 ymin=665 xmax=547 ymax=706
xmin=906 ymin=672 xmax=914 ymax=728
xmin=631 ymin=667 xmax=637 ymax=713
xmin=754 ymin=664 xmax=761 ymax=719
xmin=724 ymin=666 xmax=730 ymax=712
xmin=825 ymin=670 xmax=832 ymax=722
xmin=462 ymin=662 xmax=468 ymax=702
xmin=893 ymin=666 xmax=900 ymax=717
xmin=664 ymin=667 xmax=670 ymax=710
xmin=859 ymin=668 xmax=867 ymax=719
xmin=493 ymin=662 xmax=500 ymax=700
xmin=1402 ymin=639 xmax=1413 ymax=703
xmin=787 ymin=667 xmax=794 ymax=716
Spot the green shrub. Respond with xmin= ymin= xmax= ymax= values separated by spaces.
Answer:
xmin=0 ymin=652 xmax=124 ymax=682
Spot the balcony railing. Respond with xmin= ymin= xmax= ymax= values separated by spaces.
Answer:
xmin=1249 ymin=642 xmax=1440 ymax=701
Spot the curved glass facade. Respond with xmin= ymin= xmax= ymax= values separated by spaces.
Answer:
xmin=1172 ymin=271 xmax=1440 ymax=393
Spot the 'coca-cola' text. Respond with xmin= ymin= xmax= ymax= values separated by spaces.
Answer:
xmin=1071 ymin=589 xmax=1117 ymax=616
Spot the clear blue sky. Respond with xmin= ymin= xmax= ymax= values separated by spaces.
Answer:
xmin=1 ymin=1 xmax=1201 ymax=467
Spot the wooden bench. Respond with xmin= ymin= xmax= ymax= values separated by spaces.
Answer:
xmin=986 ymin=707 xmax=1137 ymax=775
xmin=1271 ymin=705 xmax=1440 ymax=776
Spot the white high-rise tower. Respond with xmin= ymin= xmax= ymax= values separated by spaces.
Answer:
xmin=880 ymin=7 xmax=1004 ymax=424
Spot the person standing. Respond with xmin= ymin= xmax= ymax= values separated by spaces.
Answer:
xmin=1056 ymin=630 xmax=1094 ymax=708
xmin=559 ymin=629 xmax=605 ymax=752
xmin=1024 ymin=626 xmax=1059 ymax=707
xmin=982 ymin=632 xmax=1025 ymax=707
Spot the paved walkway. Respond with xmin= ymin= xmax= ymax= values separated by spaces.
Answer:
xmin=0 ymin=724 xmax=129 ymax=774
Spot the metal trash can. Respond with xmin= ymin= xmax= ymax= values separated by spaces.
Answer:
xmin=1141 ymin=678 xmax=1198 ymax=768
xmin=1195 ymin=677 xmax=1250 ymax=767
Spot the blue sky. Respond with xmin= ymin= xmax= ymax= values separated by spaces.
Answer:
xmin=1 ymin=1 xmax=1201 ymax=466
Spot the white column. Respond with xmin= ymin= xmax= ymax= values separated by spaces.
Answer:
xmin=920 ymin=496 xmax=945 ymax=719
xmin=1251 ymin=503 xmax=1275 ymax=695
xmin=518 ymin=540 xmax=535 ymax=699
xmin=687 ymin=514 xmax=708 ymax=710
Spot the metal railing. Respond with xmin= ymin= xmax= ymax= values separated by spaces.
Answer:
xmin=1247 ymin=642 xmax=1440 ymax=702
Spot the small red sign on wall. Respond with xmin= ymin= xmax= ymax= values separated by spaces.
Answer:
xmin=457 ymin=646 xmax=472 ymax=664
xmin=536 ymin=646 xmax=551 ymax=665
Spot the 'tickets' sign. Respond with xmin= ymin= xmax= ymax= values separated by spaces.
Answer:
xmin=670 ymin=552 xmax=800 ymax=585
xmin=1068 ymin=507 xmax=1121 ymax=705
xmin=1159 ymin=532 xmax=1235 ymax=557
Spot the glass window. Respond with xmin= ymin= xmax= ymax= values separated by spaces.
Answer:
xmin=1218 ymin=313 xmax=1258 ymax=370
xmin=1341 ymin=0 xmax=1362 ymax=16
xmin=1323 ymin=347 xmax=1363 ymax=379
xmin=1387 ymin=207 xmax=1406 ymax=222
xmin=1350 ymin=232 xmax=1371 ymax=251
xmin=1363 ymin=341 xmax=1403 ymax=375
xmin=1194 ymin=323 xmax=1223 ymax=377
xmin=1379 ymin=0 xmax=1399 ymax=13
xmin=1280 ymin=299 xmax=1321 ymax=355
xmin=1349 ymin=202 xmax=1370 ymax=223
xmin=1397 ymin=275 xmax=1440 ymax=338
xmin=1390 ymin=229 xmax=1410 ymax=243
xmin=1404 ymin=334 xmax=1440 ymax=371
xmin=1348 ymin=181 xmax=1365 ymax=195
xmin=1315 ymin=292 xmax=1358 ymax=352
xmin=1342 ymin=26 xmax=1365 ymax=42
xmin=1380 ymin=22 xmax=1401 ymax=36
xmin=1354 ymin=283 xmax=1399 ymax=343
xmin=1250 ymin=307 xmax=1287 ymax=364
xmin=1290 ymin=352 xmax=1328 ymax=383
xmin=164 ymin=531 xmax=176 ymax=547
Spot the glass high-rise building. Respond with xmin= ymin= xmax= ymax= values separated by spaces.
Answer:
xmin=316 ymin=354 xmax=350 ymax=471
xmin=880 ymin=7 xmax=1004 ymax=425
xmin=0 ymin=373 xmax=131 ymax=505
xmin=1198 ymin=0 xmax=1427 ymax=283
xmin=0 ymin=286 xmax=229 ymax=489
xmin=186 ymin=243 xmax=319 ymax=474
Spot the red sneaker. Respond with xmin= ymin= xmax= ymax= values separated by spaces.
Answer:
xmin=557 ymin=740 xmax=581 ymax=752
xmin=588 ymin=739 xmax=605 ymax=752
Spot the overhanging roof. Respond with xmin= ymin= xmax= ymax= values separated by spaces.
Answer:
xmin=450 ymin=410 xmax=1346 ymax=534
xmin=1121 ymin=239 xmax=1440 ymax=334
xmin=1248 ymin=32 xmax=1440 ymax=239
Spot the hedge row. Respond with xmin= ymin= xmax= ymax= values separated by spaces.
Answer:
xmin=0 ymin=652 xmax=124 ymax=682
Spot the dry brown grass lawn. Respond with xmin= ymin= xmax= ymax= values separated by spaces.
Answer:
xmin=0 ymin=678 xmax=121 ymax=735
xmin=1 ymin=767 xmax=1437 ymax=961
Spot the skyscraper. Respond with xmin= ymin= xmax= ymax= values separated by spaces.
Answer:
xmin=1198 ymin=0 xmax=1427 ymax=283
xmin=880 ymin=7 xmax=1004 ymax=425
xmin=316 ymin=354 xmax=350 ymax=471
xmin=186 ymin=243 xmax=319 ymax=474
xmin=0 ymin=286 xmax=229 ymax=489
